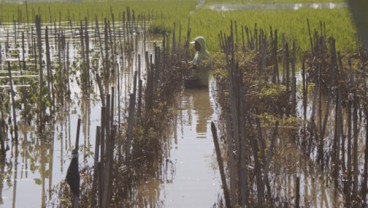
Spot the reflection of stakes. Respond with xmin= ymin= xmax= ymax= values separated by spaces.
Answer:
xmin=0 ymin=150 xmax=4 ymax=204
xmin=66 ymin=118 xmax=81 ymax=208
xmin=312 ymin=176 xmax=317 ymax=207
xmin=321 ymin=178 xmax=329 ymax=208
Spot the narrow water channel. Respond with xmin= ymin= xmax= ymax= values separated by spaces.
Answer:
xmin=161 ymin=78 xmax=222 ymax=207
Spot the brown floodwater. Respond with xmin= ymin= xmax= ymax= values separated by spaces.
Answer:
xmin=159 ymin=78 xmax=222 ymax=208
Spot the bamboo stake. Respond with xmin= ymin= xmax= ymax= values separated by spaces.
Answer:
xmin=295 ymin=176 xmax=300 ymax=208
xmin=92 ymin=126 xmax=100 ymax=206
xmin=249 ymin=119 xmax=264 ymax=206
xmin=362 ymin=107 xmax=368 ymax=205
xmin=104 ymin=18 xmax=110 ymax=80
xmin=97 ymin=74 xmax=105 ymax=107
xmin=255 ymin=114 xmax=272 ymax=201
xmin=362 ymin=59 xmax=368 ymax=205
xmin=126 ymin=92 xmax=135 ymax=159
xmin=45 ymin=26 xmax=53 ymax=111
xmin=66 ymin=118 xmax=81 ymax=208
xmin=99 ymin=107 xmax=105 ymax=208
xmin=265 ymin=121 xmax=279 ymax=176
xmin=79 ymin=21 xmax=87 ymax=92
xmin=291 ymin=41 xmax=296 ymax=116
xmin=307 ymin=19 xmax=314 ymax=53
xmin=21 ymin=32 xmax=25 ymax=72
xmin=211 ymin=122 xmax=231 ymax=208
xmin=7 ymin=62 xmax=18 ymax=143
xmin=347 ymin=87 xmax=352 ymax=204
xmin=274 ymin=30 xmax=279 ymax=83
xmin=137 ymin=55 xmax=142 ymax=117
xmin=84 ymin=18 xmax=91 ymax=93
xmin=353 ymin=76 xmax=359 ymax=199
xmin=0 ymin=45 xmax=2 ymax=71
xmin=317 ymin=63 xmax=324 ymax=168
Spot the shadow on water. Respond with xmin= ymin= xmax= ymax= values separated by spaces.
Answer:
xmin=208 ymin=2 xmax=347 ymax=11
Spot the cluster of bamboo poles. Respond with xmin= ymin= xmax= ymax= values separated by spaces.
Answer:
xmin=213 ymin=20 xmax=368 ymax=207
xmin=303 ymin=21 xmax=368 ymax=207
xmin=0 ymin=6 xmax=152 ymax=143
xmin=0 ymin=6 xmax=193 ymax=207
xmin=215 ymin=21 xmax=293 ymax=207
xmin=72 ymin=26 xmax=189 ymax=207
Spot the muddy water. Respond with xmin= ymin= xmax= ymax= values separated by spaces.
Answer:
xmin=161 ymin=78 xmax=221 ymax=207
xmin=0 ymin=78 xmax=103 ymax=208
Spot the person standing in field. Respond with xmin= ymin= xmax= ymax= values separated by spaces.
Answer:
xmin=191 ymin=36 xmax=210 ymax=68
xmin=189 ymin=36 xmax=211 ymax=87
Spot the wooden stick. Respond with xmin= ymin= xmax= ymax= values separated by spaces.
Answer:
xmin=295 ymin=176 xmax=300 ymax=208
xmin=35 ymin=15 xmax=44 ymax=126
xmin=265 ymin=121 xmax=279 ymax=175
xmin=92 ymin=126 xmax=100 ymax=206
xmin=97 ymin=74 xmax=105 ymax=107
xmin=7 ymin=62 xmax=18 ymax=143
xmin=211 ymin=122 xmax=231 ymax=208
xmin=72 ymin=118 xmax=81 ymax=208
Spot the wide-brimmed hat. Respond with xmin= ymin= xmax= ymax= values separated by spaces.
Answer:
xmin=190 ymin=36 xmax=205 ymax=44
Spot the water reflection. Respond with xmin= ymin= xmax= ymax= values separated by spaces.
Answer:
xmin=272 ymin=134 xmax=344 ymax=207
xmin=0 ymin=157 xmax=4 ymax=205
xmin=184 ymin=88 xmax=213 ymax=136
xmin=0 ymin=101 xmax=101 ymax=207
xmin=161 ymin=79 xmax=221 ymax=208
xmin=0 ymin=18 xmax=159 ymax=206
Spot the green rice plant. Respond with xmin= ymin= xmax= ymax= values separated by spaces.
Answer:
xmin=0 ymin=0 xmax=357 ymax=53
xmin=0 ymin=0 xmax=197 ymax=23
xmin=188 ymin=8 xmax=356 ymax=53
xmin=205 ymin=0 xmax=345 ymax=3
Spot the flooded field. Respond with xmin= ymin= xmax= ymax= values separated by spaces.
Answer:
xmin=0 ymin=12 xmax=223 ymax=207
xmin=211 ymin=20 xmax=368 ymax=207
xmin=0 ymin=3 xmax=367 ymax=208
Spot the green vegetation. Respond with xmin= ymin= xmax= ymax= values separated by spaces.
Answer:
xmin=0 ymin=0 xmax=197 ymax=22
xmin=0 ymin=0 xmax=357 ymax=52
xmin=205 ymin=0 xmax=345 ymax=3
xmin=190 ymin=8 xmax=356 ymax=52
